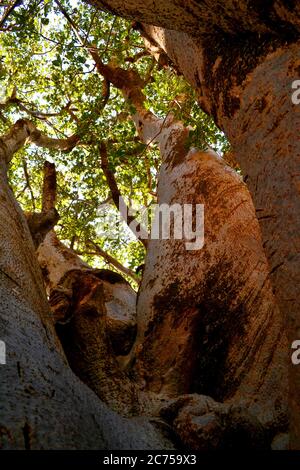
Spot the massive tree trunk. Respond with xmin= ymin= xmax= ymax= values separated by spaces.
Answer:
xmin=36 ymin=221 xmax=285 ymax=448
xmin=88 ymin=0 xmax=300 ymax=35
xmin=134 ymin=147 xmax=287 ymax=432
xmin=139 ymin=24 xmax=300 ymax=448
xmin=87 ymin=0 xmax=300 ymax=448
xmin=35 ymin=148 xmax=286 ymax=450
xmin=0 ymin=85 xmax=288 ymax=451
xmin=0 ymin=73 xmax=286 ymax=449
xmin=128 ymin=102 xmax=287 ymax=437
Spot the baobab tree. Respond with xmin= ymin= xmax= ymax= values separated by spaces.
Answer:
xmin=0 ymin=0 xmax=298 ymax=450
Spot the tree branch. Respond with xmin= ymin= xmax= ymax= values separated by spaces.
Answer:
xmin=22 ymin=157 xmax=35 ymax=210
xmin=99 ymin=142 xmax=148 ymax=248
xmin=42 ymin=161 xmax=57 ymax=212
xmin=9 ymin=96 xmax=67 ymax=120
xmin=0 ymin=0 xmax=22 ymax=29
xmin=25 ymin=161 xmax=59 ymax=248
xmin=85 ymin=239 xmax=140 ymax=284
xmin=54 ymin=0 xmax=170 ymax=146
xmin=0 ymin=119 xmax=79 ymax=164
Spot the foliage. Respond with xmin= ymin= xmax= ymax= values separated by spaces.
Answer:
xmin=0 ymin=0 xmax=229 ymax=286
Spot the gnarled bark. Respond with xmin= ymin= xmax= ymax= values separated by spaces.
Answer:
xmin=37 ymin=231 xmax=138 ymax=415
xmin=160 ymin=394 xmax=271 ymax=450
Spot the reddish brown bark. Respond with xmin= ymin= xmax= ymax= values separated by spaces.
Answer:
xmin=133 ymin=147 xmax=287 ymax=434
xmin=71 ymin=37 xmax=289 ymax=442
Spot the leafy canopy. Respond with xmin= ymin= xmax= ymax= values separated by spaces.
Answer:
xmin=0 ymin=0 xmax=229 ymax=285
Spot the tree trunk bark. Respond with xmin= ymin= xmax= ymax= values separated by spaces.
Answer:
xmin=88 ymin=0 xmax=300 ymax=35
xmin=37 ymin=231 xmax=139 ymax=416
xmin=134 ymin=147 xmax=287 ymax=434
xmin=139 ymin=27 xmax=300 ymax=446
xmin=1 ymin=2 xmax=298 ymax=447
xmin=79 ymin=51 xmax=288 ymax=441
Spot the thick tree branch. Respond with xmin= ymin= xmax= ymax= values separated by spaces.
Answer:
xmin=99 ymin=142 xmax=148 ymax=248
xmin=22 ymin=157 xmax=36 ymax=210
xmin=0 ymin=119 xmax=79 ymax=164
xmin=26 ymin=209 xmax=59 ymax=248
xmin=37 ymin=229 xmax=139 ymax=415
xmin=42 ymin=161 xmax=57 ymax=212
xmin=86 ymin=239 xmax=140 ymax=284
xmin=25 ymin=161 xmax=59 ymax=248
xmin=55 ymin=0 xmax=175 ymax=147
xmin=124 ymin=50 xmax=150 ymax=63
